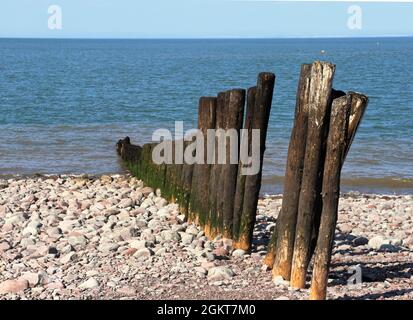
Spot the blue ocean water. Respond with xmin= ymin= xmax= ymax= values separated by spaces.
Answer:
xmin=0 ymin=38 xmax=412 ymax=193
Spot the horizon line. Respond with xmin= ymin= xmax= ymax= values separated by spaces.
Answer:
xmin=1 ymin=35 xmax=412 ymax=40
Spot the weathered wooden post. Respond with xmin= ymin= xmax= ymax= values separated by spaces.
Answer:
xmin=205 ymin=91 xmax=227 ymax=237
xmin=309 ymin=95 xmax=352 ymax=300
xmin=345 ymin=92 xmax=369 ymax=158
xmin=264 ymin=64 xmax=311 ymax=278
xmin=309 ymin=88 xmax=347 ymax=260
xmin=233 ymin=86 xmax=256 ymax=239
xmin=290 ymin=61 xmax=335 ymax=289
xmin=222 ymin=89 xmax=246 ymax=238
xmin=309 ymin=92 xmax=368 ymax=299
xmin=234 ymin=72 xmax=275 ymax=251
xmin=189 ymin=97 xmax=217 ymax=225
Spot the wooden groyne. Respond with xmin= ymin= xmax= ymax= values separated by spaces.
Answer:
xmin=117 ymin=61 xmax=368 ymax=300
xmin=117 ymin=72 xmax=275 ymax=253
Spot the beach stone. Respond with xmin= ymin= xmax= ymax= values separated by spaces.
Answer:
xmin=180 ymin=233 xmax=194 ymax=245
xmin=45 ymin=281 xmax=64 ymax=290
xmin=141 ymin=198 xmax=154 ymax=209
xmin=79 ymin=278 xmax=99 ymax=290
xmin=201 ymin=261 xmax=215 ymax=270
xmin=194 ymin=267 xmax=207 ymax=275
xmin=118 ymin=210 xmax=131 ymax=220
xmin=353 ymin=237 xmax=369 ymax=247
xmin=22 ymin=225 xmax=39 ymax=236
xmin=172 ymin=224 xmax=186 ymax=233
xmin=60 ymin=252 xmax=78 ymax=264
xmin=140 ymin=187 xmax=154 ymax=196
xmin=273 ymin=275 xmax=289 ymax=286
xmin=204 ymin=252 xmax=216 ymax=262
xmin=119 ymin=198 xmax=133 ymax=208
xmin=20 ymin=238 xmax=35 ymax=247
xmin=134 ymin=248 xmax=153 ymax=259
xmin=118 ymin=227 xmax=140 ymax=240
xmin=368 ymin=236 xmax=390 ymax=250
xmin=155 ymin=198 xmax=168 ymax=208
xmin=232 ymin=249 xmax=246 ymax=257
xmin=48 ymin=246 xmax=59 ymax=255
xmin=67 ymin=233 xmax=87 ymax=247
xmin=161 ymin=230 xmax=181 ymax=242
xmin=130 ymin=240 xmax=148 ymax=250
xmin=129 ymin=207 xmax=146 ymax=217
xmin=177 ymin=214 xmax=186 ymax=223
xmin=207 ymin=266 xmax=234 ymax=282
xmin=101 ymin=175 xmax=112 ymax=183
xmin=339 ymin=224 xmax=353 ymax=234
xmin=2 ymin=223 xmax=13 ymax=233
xmin=222 ymin=238 xmax=233 ymax=250
xmin=99 ymin=242 xmax=120 ymax=253
xmin=19 ymin=272 xmax=40 ymax=287
xmin=122 ymin=248 xmax=137 ymax=256
xmin=131 ymin=191 xmax=143 ymax=204
xmin=186 ymin=226 xmax=199 ymax=236
xmin=155 ymin=247 xmax=166 ymax=256
xmin=136 ymin=219 xmax=148 ymax=229
xmin=157 ymin=208 xmax=171 ymax=219
xmin=46 ymin=227 xmax=63 ymax=237
xmin=213 ymin=247 xmax=228 ymax=257
xmin=0 ymin=280 xmax=29 ymax=294
xmin=0 ymin=241 xmax=11 ymax=252
xmin=148 ymin=219 xmax=161 ymax=230
xmin=6 ymin=213 xmax=27 ymax=225
xmin=117 ymin=286 xmax=136 ymax=296
xmin=59 ymin=220 xmax=79 ymax=233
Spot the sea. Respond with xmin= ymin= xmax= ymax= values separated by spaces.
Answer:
xmin=0 ymin=38 xmax=412 ymax=194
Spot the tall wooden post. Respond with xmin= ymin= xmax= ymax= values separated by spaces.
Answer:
xmin=309 ymin=95 xmax=351 ymax=300
xmin=310 ymin=89 xmax=347 ymax=260
xmin=206 ymin=91 xmax=228 ymax=237
xmin=189 ymin=97 xmax=217 ymax=226
xmin=290 ymin=61 xmax=335 ymax=289
xmin=265 ymin=64 xmax=311 ymax=277
xmin=222 ymin=89 xmax=246 ymax=238
xmin=205 ymin=92 xmax=225 ymax=237
xmin=233 ymin=86 xmax=256 ymax=239
xmin=235 ymin=72 xmax=275 ymax=251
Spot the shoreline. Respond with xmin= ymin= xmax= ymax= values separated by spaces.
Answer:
xmin=1 ymin=173 xmax=412 ymax=196
xmin=1 ymin=174 xmax=412 ymax=299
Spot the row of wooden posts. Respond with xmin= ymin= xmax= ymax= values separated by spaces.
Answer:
xmin=116 ymin=61 xmax=368 ymax=300
xmin=117 ymin=72 xmax=275 ymax=252
xmin=264 ymin=62 xmax=368 ymax=300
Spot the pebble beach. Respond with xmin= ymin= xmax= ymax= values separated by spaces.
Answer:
xmin=0 ymin=175 xmax=412 ymax=300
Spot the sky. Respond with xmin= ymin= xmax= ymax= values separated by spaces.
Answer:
xmin=0 ymin=0 xmax=412 ymax=38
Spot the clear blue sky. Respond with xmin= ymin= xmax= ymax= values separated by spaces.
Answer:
xmin=0 ymin=0 xmax=412 ymax=38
